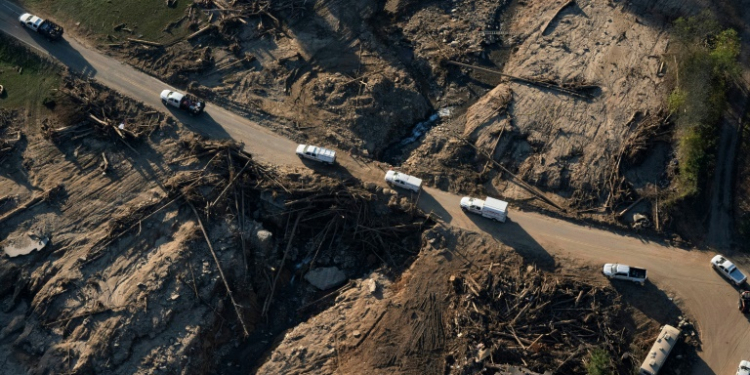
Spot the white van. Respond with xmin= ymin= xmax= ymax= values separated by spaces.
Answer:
xmin=460 ymin=196 xmax=508 ymax=222
xmin=296 ymin=144 xmax=336 ymax=165
xmin=384 ymin=170 xmax=422 ymax=193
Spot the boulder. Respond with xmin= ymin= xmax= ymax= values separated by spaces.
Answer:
xmin=304 ymin=267 xmax=346 ymax=290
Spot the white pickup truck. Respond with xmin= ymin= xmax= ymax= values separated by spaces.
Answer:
xmin=19 ymin=13 xmax=63 ymax=41
xmin=602 ymin=263 xmax=647 ymax=285
xmin=460 ymin=196 xmax=508 ymax=222
xmin=711 ymin=255 xmax=747 ymax=286
xmin=384 ymin=170 xmax=422 ymax=193
xmin=160 ymin=89 xmax=205 ymax=115
xmin=296 ymin=144 xmax=336 ymax=165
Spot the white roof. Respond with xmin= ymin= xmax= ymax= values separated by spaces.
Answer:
xmin=484 ymin=196 xmax=508 ymax=211
xmin=385 ymin=170 xmax=422 ymax=186
xmin=297 ymin=144 xmax=335 ymax=162
xmin=161 ymin=89 xmax=184 ymax=101
xmin=640 ymin=325 xmax=681 ymax=374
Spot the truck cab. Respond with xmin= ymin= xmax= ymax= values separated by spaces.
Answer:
xmin=19 ymin=13 xmax=43 ymax=31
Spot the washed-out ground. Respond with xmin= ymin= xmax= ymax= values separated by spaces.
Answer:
xmin=42 ymin=0 xmax=735 ymax=242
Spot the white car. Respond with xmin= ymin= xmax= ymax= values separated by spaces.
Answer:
xmin=738 ymin=360 xmax=750 ymax=375
xmin=711 ymin=255 xmax=747 ymax=286
xmin=296 ymin=144 xmax=336 ymax=165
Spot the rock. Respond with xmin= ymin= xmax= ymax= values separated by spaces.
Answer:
xmin=352 ymin=330 xmax=361 ymax=338
xmin=304 ymin=267 xmax=347 ymax=290
xmin=367 ymin=278 xmax=378 ymax=294
xmin=253 ymin=229 xmax=274 ymax=254
xmin=475 ymin=347 xmax=490 ymax=362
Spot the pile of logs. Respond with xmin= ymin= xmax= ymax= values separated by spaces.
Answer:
xmin=447 ymin=268 xmax=631 ymax=374
xmin=45 ymin=76 xmax=166 ymax=144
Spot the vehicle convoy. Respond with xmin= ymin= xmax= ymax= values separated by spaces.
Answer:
xmin=711 ymin=255 xmax=747 ymax=286
xmin=460 ymin=196 xmax=509 ymax=222
xmin=160 ymin=89 xmax=205 ymax=115
xmin=296 ymin=144 xmax=336 ymax=165
xmin=384 ymin=170 xmax=422 ymax=192
xmin=18 ymin=13 xmax=63 ymax=41
xmin=602 ymin=263 xmax=647 ymax=285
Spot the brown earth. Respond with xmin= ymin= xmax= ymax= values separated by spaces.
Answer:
xmin=89 ymin=0 xmax=733 ymax=238
xmin=254 ymin=227 xmax=699 ymax=375
xmin=0 ymin=71 xmax=426 ymax=374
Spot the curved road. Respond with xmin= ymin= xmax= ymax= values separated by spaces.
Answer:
xmin=0 ymin=2 xmax=745 ymax=374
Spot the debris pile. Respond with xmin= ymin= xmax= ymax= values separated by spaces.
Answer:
xmin=43 ymin=76 xmax=170 ymax=146
xmin=446 ymin=268 xmax=632 ymax=374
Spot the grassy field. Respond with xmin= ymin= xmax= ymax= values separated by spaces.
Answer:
xmin=0 ymin=35 xmax=59 ymax=110
xmin=19 ymin=0 xmax=193 ymax=42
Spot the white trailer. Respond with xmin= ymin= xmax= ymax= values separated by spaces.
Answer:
xmin=384 ymin=170 xmax=422 ymax=193
xmin=639 ymin=325 xmax=681 ymax=375
xmin=296 ymin=144 xmax=336 ymax=165
xmin=460 ymin=196 xmax=508 ymax=222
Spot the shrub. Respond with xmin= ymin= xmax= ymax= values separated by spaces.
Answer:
xmin=586 ymin=348 xmax=612 ymax=375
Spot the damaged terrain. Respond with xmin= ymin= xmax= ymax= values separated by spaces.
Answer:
xmin=0 ymin=37 xmax=701 ymax=373
xmin=61 ymin=0 xmax=743 ymax=240
xmin=0 ymin=67 xmax=428 ymax=373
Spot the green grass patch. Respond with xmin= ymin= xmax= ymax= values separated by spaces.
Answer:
xmin=20 ymin=0 xmax=193 ymax=42
xmin=668 ymin=11 xmax=741 ymax=198
xmin=0 ymin=35 xmax=59 ymax=110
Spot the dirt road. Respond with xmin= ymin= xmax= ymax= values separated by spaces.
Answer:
xmin=0 ymin=2 xmax=745 ymax=374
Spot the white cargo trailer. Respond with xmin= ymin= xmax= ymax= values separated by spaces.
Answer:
xmin=639 ymin=325 xmax=681 ymax=375
xmin=384 ymin=170 xmax=422 ymax=192
xmin=460 ymin=196 xmax=508 ymax=222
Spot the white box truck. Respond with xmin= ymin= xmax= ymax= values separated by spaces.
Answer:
xmin=384 ymin=170 xmax=422 ymax=192
xmin=460 ymin=196 xmax=508 ymax=222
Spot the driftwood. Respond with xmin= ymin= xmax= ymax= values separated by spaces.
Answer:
xmin=126 ymin=38 xmax=163 ymax=47
xmin=262 ymin=211 xmax=304 ymax=317
xmin=189 ymin=201 xmax=250 ymax=337
xmin=186 ymin=25 xmax=214 ymax=40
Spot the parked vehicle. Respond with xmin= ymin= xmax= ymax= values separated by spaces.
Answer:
xmin=739 ymin=291 xmax=750 ymax=313
xmin=19 ymin=13 xmax=63 ymax=41
xmin=711 ymin=255 xmax=747 ymax=286
xmin=160 ymin=89 xmax=205 ymax=115
xmin=460 ymin=196 xmax=508 ymax=222
xmin=384 ymin=170 xmax=422 ymax=193
xmin=738 ymin=360 xmax=750 ymax=375
xmin=296 ymin=144 xmax=336 ymax=165
xmin=602 ymin=263 xmax=647 ymax=286
xmin=638 ymin=325 xmax=681 ymax=375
